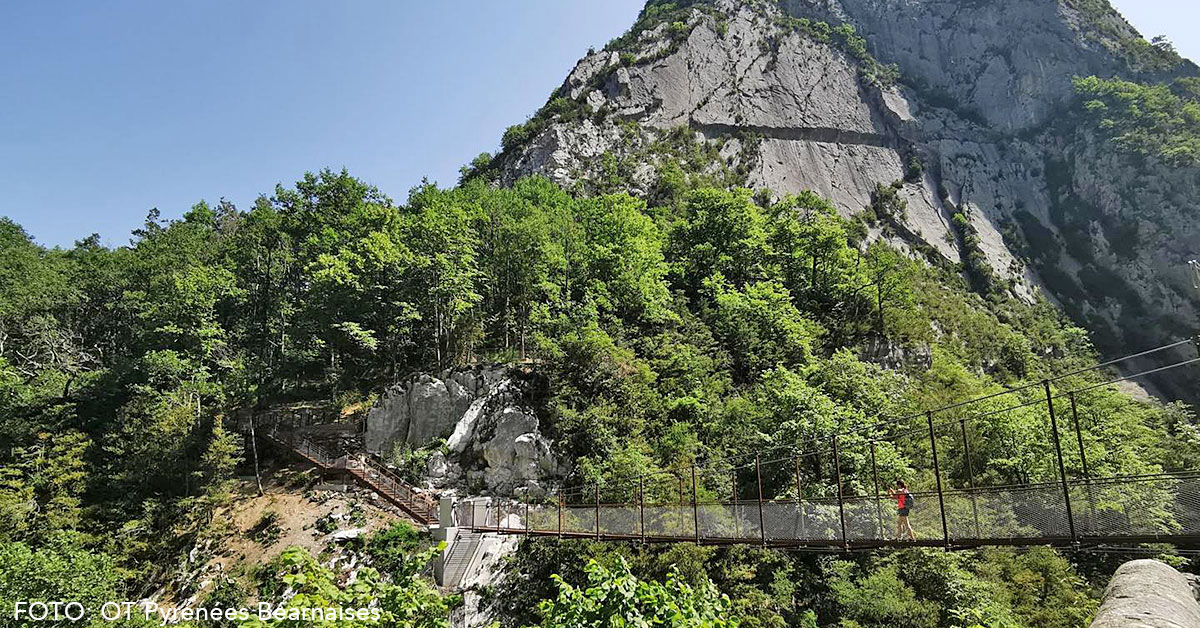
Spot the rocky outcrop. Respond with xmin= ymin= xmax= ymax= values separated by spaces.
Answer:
xmin=1090 ymin=559 xmax=1200 ymax=628
xmin=365 ymin=367 xmax=507 ymax=453
xmin=365 ymin=367 xmax=561 ymax=497
xmin=493 ymin=0 xmax=1200 ymax=399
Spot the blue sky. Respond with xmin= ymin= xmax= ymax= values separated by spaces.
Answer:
xmin=1 ymin=1 xmax=1194 ymax=248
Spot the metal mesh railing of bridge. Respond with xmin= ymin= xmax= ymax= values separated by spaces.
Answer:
xmin=465 ymin=471 xmax=1200 ymax=547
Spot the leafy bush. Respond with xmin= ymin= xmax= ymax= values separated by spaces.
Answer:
xmin=246 ymin=546 xmax=451 ymax=628
xmin=366 ymin=522 xmax=428 ymax=580
xmin=525 ymin=558 xmax=738 ymax=628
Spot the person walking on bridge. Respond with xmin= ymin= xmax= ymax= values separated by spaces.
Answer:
xmin=888 ymin=480 xmax=917 ymax=541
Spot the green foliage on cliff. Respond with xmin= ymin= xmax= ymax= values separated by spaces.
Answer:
xmin=773 ymin=17 xmax=900 ymax=87
xmin=1061 ymin=0 xmax=1185 ymax=72
xmin=1074 ymin=75 xmax=1200 ymax=166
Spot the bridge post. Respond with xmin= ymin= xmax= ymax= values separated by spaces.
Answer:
xmin=639 ymin=475 xmax=646 ymax=546
xmin=795 ymin=456 xmax=807 ymax=541
xmin=833 ymin=436 xmax=848 ymax=551
xmin=927 ymin=411 xmax=950 ymax=549
xmin=678 ymin=475 xmax=685 ymax=539
xmin=960 ymin=420 xmax=982 ymax=538
xmin=595 ymin=483 xmax=601 ymax=542
xmin=870 ymin=442 xmax=884 ymax=541
xmin=524 ymin=491 xmax=530 ymax=539
xmin=756 ymin=454 xmax=767 ymax=548
xmin=692 ymin=464 xmax=700 ymax=544
xmin=1044 ymin=380 xmax=1077 ymax=543
xmin=1069 ymin=392 xmax=1096 ymax=535
xmin=495 ymin=500 xmax=501 ymax=533
xmin=732 ymin=470 xmax=740 ymax=541
xmin=558 ymin=493 xmax=563 ymax=539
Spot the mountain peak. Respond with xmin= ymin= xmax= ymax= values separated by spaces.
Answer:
xmin=488 ymin=0 xmax=1199 ymax=399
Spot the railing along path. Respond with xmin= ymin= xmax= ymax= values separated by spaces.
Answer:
xmin=258 ymin=422 xmax=439 ymax=525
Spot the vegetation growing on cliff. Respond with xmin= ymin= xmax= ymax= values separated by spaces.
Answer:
xmin=1061 ymin=0 xmax=1185 ymax=72
xmin=1074 ymin=75 xmax=1200 ymax=166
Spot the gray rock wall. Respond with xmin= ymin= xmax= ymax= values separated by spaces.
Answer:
xmin=782 ymin=0 xmax=1135 ymax=131
xmin=364 ymin=367 xmax=506 ymax=454
xmin=364 ymin=367 xmax=561 ymax=497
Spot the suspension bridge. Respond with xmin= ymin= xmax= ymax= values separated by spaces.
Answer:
xmin=456 ymin=336 xmax=1200 ymax=551
xmin=252 ymin=336 xmax=1200 ymax=552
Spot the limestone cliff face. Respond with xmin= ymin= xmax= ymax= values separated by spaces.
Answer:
xmin=364 ymin=367 xmax=561 ymax=497
xmin=493 ymin=0 xmax=1199 ymax=397
xmin=781 ymin=0 xmax=1137 ymax=131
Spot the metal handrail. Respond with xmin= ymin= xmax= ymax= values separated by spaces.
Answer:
xmin=469 ymin=469 xmax=1200 ymax=549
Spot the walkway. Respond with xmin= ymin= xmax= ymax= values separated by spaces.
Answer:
xmin=258 ymin=425 xmax=440 ymax=525
xmin=464 ymin=337 xmax=1200 ymax=551
xmin=463 ymin=471 xmax=1200 ymax=549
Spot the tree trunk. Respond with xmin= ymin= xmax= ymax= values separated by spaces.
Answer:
xmin=249 ymin=419 xmax=264 ymax=497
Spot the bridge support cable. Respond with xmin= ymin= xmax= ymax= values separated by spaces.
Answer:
xmin=1045 ymin=380 xmax=1078 ymax=544
xmin=1069 ymin=392 xmax=1090 ymax=480
xmin=870 ymin=443 xmax=885 ymax=540
xmin=960 ymin=419 xmax=982 ymax=538
xmin=927 ymin=412 xmax=950 ymax=549
xmin=833 ymin=437 xmax=849 ymax=551
xmin=1069 ymin=391 xmax=1098 ymax=534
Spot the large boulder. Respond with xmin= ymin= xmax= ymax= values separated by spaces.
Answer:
xmin=364 ymin=366 xmax=561 ymax=497
xmin=431 ymin=400 xmax=561 ymax=498
xmin=1091 ymin=559 xmax=1200 ymax=628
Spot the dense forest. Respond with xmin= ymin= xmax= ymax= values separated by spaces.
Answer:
xmin=1 ymin=160 xmax=1197 ymax=626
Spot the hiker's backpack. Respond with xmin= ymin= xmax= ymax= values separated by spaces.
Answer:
xmin=905 ymin=491 xmax=916 ymax=511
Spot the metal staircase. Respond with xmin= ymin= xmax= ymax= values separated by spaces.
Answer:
xmin=257 ymin=424 xmax=439 ymax=525
xmin=440 ymin=532 xmax=482 ymax=590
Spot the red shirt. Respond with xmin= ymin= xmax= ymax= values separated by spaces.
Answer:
xmin=896 ymin=491 xmax=909 ymax=509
